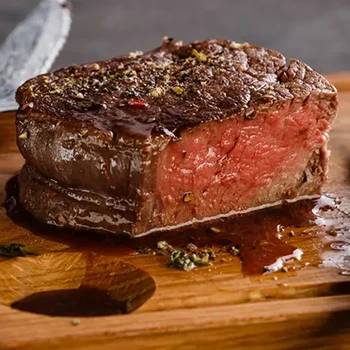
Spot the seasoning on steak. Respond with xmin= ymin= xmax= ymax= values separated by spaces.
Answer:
xmin=15 ymin=38 xmax=338 ymax=236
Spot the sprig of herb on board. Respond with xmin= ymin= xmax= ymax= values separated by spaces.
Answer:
xmin=0 ymin=243 xmax=38 ymax=258
xmin=157 ymin=241 xmax=213 ymax=271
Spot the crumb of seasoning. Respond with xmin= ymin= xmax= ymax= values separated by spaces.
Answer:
xmin=228 ymin=246 xmax=240 ymax=256
xmin=129 ymin=51 xmax=143 ymax=58
xmin=18 ymin=131 xmax=28 ymax=139
xmin=210 ymin=227 xmax=221 ymax=233
xmin=230 ymin=41 xmax=242 ymax=49
xmin=135 ymin=247 xmax=153 ymax=254
xmin=182 ymin=191 xmax=194 ymax=203
xmin=186 ymin=243 xmax=198 ymax=252
xmin=172 ymin=86 xmax=184 ymax=95
xmin=92 ymin=63 xmax=100 ymax=71
xmin=162 ymin=36 xmax=174 ymax=44
xmin=71 ymin=318 xmax=81 ymax=326
xmin=123 ymin=69 xmax=136 ymax=77
xmin=22 ymin=102 xmax=34 ymax=110
xmin=281 ymin=266 xmax=289 ymax=273
xmin=45 ymin=192 xmax=57 ymax=199
xmin=151 ymin=87 xmax=163 ymax=98
xmin=76 ymin=92 xmax=84 ymax=99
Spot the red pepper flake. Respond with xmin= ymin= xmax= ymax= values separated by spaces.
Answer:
xmin=128 ymin=98 xmax=146 ymax=107
xmin=46 ymin=192 xmax=57 ymax=199
xmin=22 ymin=102 xmax=34 ymax=110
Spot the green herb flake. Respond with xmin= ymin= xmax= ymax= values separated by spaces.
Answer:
xmin=192 ymin=49 xmax=207 ymax=63
xmin=172 ymin=86 xmax=184 ymax=95
xmin=170 ymin=250 xmax=196 ymax=271
xmin=0 ymin=244 xmax=38 ymax=258
xmin=158 ymin=241 xmax=213 ymax=272
xmin=157 ymin=241 xmax=173 ymax=251
xmin=191 ymin=253 xmax=211 ymax=266
xmin=123 ymin=69 xmax=136 ymax=77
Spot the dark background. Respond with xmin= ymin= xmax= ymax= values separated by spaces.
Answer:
xmin=1 ymin=0 xmax=349 ymax=73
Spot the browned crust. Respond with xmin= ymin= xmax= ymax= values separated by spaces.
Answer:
xmin=16 ymin=38 xmax=337 ymax=137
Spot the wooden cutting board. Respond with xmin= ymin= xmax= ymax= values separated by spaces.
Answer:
xmin=0 ymin=74 xmax=350 ymax=350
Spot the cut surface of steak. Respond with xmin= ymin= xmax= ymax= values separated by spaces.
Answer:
xmin=16 ymin=38 xmax=338 ymax=236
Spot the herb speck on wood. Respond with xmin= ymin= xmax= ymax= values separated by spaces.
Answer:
xmin=0 ymin=244 xmax=38 ymax=258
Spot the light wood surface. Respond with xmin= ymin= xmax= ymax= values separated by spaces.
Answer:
xmin=0 ymin=74 xmax=349 ymax=350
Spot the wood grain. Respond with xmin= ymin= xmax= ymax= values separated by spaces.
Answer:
xmin=0 ymin=76 xmax=349 ymax=349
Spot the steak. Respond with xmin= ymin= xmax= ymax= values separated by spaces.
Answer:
xmin=16 ymin=38 xmax=338 ymax=236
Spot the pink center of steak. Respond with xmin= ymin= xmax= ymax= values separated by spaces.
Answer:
xmin=155 ymin=102 xmax=330 ymax=227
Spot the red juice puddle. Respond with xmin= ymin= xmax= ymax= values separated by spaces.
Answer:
xmin=3 ymin=175 xmax=336 ymax=275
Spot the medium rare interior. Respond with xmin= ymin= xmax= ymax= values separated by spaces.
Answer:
xmin=154 ymin=100 xmax=329 ymax=228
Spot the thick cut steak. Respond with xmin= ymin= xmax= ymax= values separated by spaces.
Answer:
xmin=16 ymin=39 xmax=338 ymax=236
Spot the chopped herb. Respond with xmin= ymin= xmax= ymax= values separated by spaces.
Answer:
xmin=0 ymin=244 xmax=38 ymax=258
xmin=170 ymin=250 xmax=195 ymax=271
xmin=192 ymin=49 xmax=207 ymax=63
xmin=157 ymin=241 xmax=214 ymax=271
xmin=126 ymin=88 xmax=136 ymax=97
xmin=123 ymin=69 xmax=136 ymax=77
xmin=157 ymin=240 xmax=173 ymax=251
xmin=179 ymin=71 xmax=189 ymax=81
xmin=170 ymin=250 xmax=212 ymax=271
xmin=172 ymin=86 xmax=184 ymax=95
xmin=182 ymin=191 xmax=194 ymax=202
xmin=191 ymin=253 xmax=211 ymax=266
